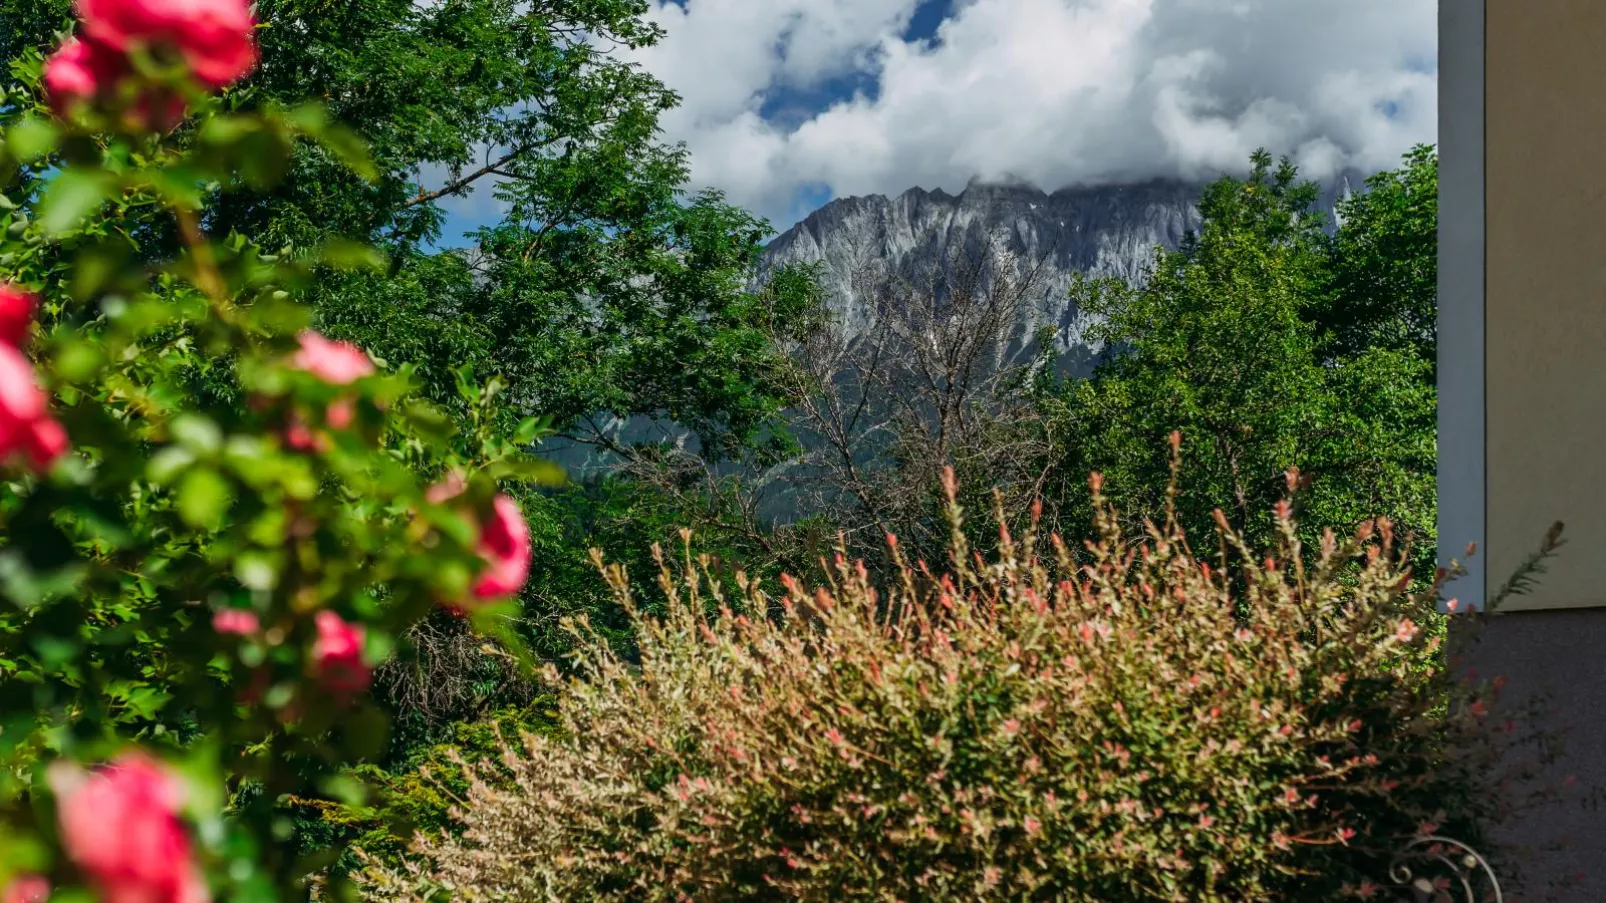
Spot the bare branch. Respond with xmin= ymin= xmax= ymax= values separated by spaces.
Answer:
xmin=402 ymin=147 xmax=530 ymax=210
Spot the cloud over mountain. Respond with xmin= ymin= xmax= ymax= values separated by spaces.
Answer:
xmin=626 ymin=0 xmax=1436 ymax=227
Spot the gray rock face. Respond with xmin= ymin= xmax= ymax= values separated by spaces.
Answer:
xmin=548 ymin=173 xmax=1363 ymax=477
xmin=758 ymin=173 xmax=1362 ymax=362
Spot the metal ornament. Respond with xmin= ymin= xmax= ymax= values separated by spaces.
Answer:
xmin=1383 ymin=836 xmax=1503 ymax=903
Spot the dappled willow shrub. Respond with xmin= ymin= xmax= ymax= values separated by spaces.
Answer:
xmin=363 ymin=466 xmax=1525 ymax=902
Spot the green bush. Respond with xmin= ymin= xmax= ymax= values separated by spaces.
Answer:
xmin=361 ymin=466 xmax=1526 ymax=902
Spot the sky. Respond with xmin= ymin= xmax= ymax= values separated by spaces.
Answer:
xmin=438 ymin=0 xmax=1437 ymax=241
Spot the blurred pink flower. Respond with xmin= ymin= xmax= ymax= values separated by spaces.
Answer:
xmin=472 ymin=495 xmax=531 ymax=600
xmin=325 ymin=397 xmax=355 ymax=430
xmin=77 ymin=0 xmax=257 ymax=88
xmin=0 ymin=285 xmax=37 ymax=347
xmin=313 ymin=610 xmax=369 ymax=694
xmin=1395 ymin=619 xmax=1419 ymax=644
xmin=0 ymin=345 xmax=67 ymax=471
xmin=45 ymin=36 xmax=119 ymax=100
xmin=291 ymin=332 xmax=374 ymax=385
xmin=426 ymin=478 xmax=532 ymax=605
xmin=2 ymin=875 xmax=50 ymax=903
xmin=212 ymin=609 xmax=259 ymax=635
xmin=281 ymin=413 xmax=320 ymax=453
xmin=50 ymin=753 xmax=209 ymax=903
xmin=44 ymin=36 xmax=187 ymax=130
xmin=426 ymin=470 xmax=468 ymax=505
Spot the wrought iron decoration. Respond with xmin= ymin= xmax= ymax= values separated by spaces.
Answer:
xmin=1383 ymin=836 xmax=1503 ymax=903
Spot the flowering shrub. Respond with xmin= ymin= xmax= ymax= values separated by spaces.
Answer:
xmin=0 ymin=1 xmax=547 ymax=900
xmin=363 ymin=465 xmax=1527 ymax=902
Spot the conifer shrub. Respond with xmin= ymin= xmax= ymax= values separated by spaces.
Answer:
xmin=362 ymin=463 xmax=1524 ymax=902
xmin=293 ymin=700 xmax=565 ymax=881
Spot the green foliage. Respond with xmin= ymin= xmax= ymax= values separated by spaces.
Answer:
xmin=313 ymin=191 xmax=793 ymax=453
xmin=215 ymin=1 xmax=815 ymax=652
xmin=3 ymin=0 xmax=805 ymax=452
xmin=361 ymin=477 xmax=1523 ymax=902
xmin=291 ymin=700 xmax=564 ymax=882
xmin=1316 ymin=144 xmax=1439 ymax=365
xmin=1047 ymin=149 xmax=1437 ymax=572
xmin=0 ymin=0 xmax=671 ymax=252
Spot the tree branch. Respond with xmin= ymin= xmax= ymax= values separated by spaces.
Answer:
xmin=403 ymin=146 xmax=528 ymax=210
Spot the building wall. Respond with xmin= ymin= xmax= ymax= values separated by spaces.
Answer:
xmin=1460 ymin=614 xmax=1606 ymax=899
xmin=1484 ymin=0 xmax=1606 ymax=611
xmin=1447 ymin=2 xmax=1606 ymax=898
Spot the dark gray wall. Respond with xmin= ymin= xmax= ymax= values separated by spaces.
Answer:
xmin=1460 ymin=610 xmax=1606 ymax=902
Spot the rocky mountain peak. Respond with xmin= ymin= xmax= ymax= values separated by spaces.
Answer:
xmin=759 ymin=171 xmax=1363 ymax=367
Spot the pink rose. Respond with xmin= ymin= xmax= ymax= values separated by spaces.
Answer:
xmin=425 ymin=470 xmax=468 ymax=505
xmin=283 ymin=333 xmax=372 ymax=451
xmin=0 ymin=345 xmax=68 ymax=471
xmin=0 ymin=284 xmax=36 ymax=348
xmin=426 ymin=478 xmax=532 ymax=604
xmin=312 ymin=610 xmax=369 ymax=695
xmin=44 ymin=36 xmax=121 ymax=103
xmin=76 ymin=0 xmax=257 ymax=89
xmin=281 ymin=413 xmax=320 ymax=453
xmin=325 ymin=397 xmax=356 ymax=431
xmin=279 ymin=404 xmax=358 ymax=453
xmin=2 ymin=875 xmax=50 ymax=903
xmin=44 ymin=36 xmax=186 ymax=130
xmin=50 ymin=753 xmax=210 ymax=903
xmin=472 ymin=495 xmax=532 ymax=600
xmin=291 ymin=332 xmax=374 ymax=385
xmin=211 ymin=609 xmax=259 ymax=635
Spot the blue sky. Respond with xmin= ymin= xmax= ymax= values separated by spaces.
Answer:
xmin=438 ymin=0 xmax=1436 ymax=244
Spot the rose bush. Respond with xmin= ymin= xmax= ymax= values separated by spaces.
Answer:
xmin=0 ymin=1 xmax=548 ymax=900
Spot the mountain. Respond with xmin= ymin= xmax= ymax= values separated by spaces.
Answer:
xmin=758 ymin=173 xmax=1362 ymax=369
xmin=546 ymin=172 xmax=1363 ymax=475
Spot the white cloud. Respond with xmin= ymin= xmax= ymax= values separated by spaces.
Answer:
xmin=626 ymin=0 xmax=1436 ymax=227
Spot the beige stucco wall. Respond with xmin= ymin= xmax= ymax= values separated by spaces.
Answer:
xmin=1485 ymin=0 xmax=1606 ymax=610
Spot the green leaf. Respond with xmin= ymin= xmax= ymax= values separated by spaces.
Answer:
xmin=400 ymin=401 xmax=454 ymax=442
xmin=317 ymin=124 xmax=378 ymax=182
xmin=452 ymin=364 xmax=478 ymax=404
xmin=171 ymin=414 xmax=224 ymax=455
xmin=69 ymin=244 xmax=134 ymax=301
xmin=52 ymin=339 xmax=105 ymax=382
xmin=234 ymin=552 xmax=279 ymax=591
xmin=198 ymin=113 xmax=257 ymax=148
xmin=279 ymin=103 xmax=328 ymax=132
xmin=513 ymin=417 xmax=549 ymax=445
xmin=30 ymin=634 xmax=78 ymax=669
xmin=315 ymin=238 xmax=387 ymax=272
xmin=488 ymin=456 xmax=568 ymax=487
xmin=147 ymin=446 xmax=198 ymax=484
xmin=339 ymin=705 xmax=389 ymax=761
xmin=176 ymin=467 xmax=233 ymax=530
xmin=37 ymin=169 xmax=114 ymax=236
xmin=5 ymin=118 xmax=59 ymax=163
xmin=238 ymin=129 xmax=294 ymax=191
